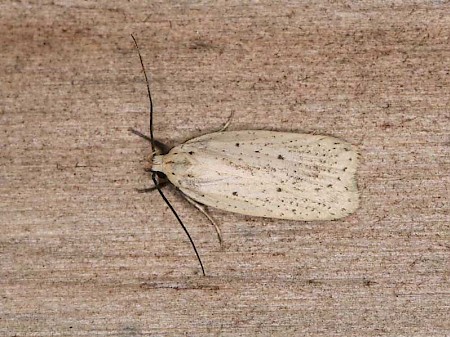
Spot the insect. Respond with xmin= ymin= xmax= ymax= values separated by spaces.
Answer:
xmin=130 ymin=35 xmax=359 ymax=275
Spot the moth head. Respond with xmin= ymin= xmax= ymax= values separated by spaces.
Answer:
xmin=148 ymin=140 xmax=170 ymax=170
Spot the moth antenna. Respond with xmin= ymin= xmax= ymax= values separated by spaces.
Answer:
xmin=152 ymin=173 xmax=206 ymax=276
xmin=132 ymin=35 xmax=205 ymax=275
xmin=131 ymin=34 xmax=155 ymax=154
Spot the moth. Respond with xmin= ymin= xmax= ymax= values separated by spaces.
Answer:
xmin=130 ymin=36 xmax=359 ymax=275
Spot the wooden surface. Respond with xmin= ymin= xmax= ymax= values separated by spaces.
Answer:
xmin=1 ymin=1 xmax=449 ymax=336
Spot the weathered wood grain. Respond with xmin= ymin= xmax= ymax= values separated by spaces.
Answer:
xmin=1 ymin=1 xmax=448 ymax=336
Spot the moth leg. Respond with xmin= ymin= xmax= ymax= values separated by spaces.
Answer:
xmin=217 ymin=111 xmax=234 ymax=132
xmin=183 ymin=194 xmax=223 ymax=246
xmin=136 ymin=181 xmax=168 ymax=193
xmin=129 ymin=127 xmax=151 ymax=142
xmin=129 ymin=128 xmax=170 ymax=153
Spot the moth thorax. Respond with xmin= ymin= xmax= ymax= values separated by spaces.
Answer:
xmin=152 ymin=155 xmax=164 ymax=172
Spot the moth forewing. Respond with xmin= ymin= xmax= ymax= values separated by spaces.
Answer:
xmin=152 ymin=130 xmax=359 ymax=221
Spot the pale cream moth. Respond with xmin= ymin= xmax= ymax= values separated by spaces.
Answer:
xmin=130 ymin=36 xmax=359 ymax=275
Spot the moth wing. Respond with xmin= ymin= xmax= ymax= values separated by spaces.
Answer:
xmin=167 ymin=130 xmax=359 ymax=221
